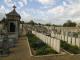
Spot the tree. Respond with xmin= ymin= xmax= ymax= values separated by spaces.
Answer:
xmin=38 ymin=23 xmax=41 ymax=25
xmin=52 ymin=24 xmax=62 ymax=27
xmin=45 ymin=23 xmax=51 ymax=26
xmin=63 ymin=20 xmax=76 ymax=27
xmin=27 ymin=20 xmax=37 ymax=25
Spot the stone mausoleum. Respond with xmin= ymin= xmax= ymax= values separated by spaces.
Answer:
xmin=6 ymin=5 xmax=21 ymax=39
xmin=0 ymin=5 xmax=23 ymax=52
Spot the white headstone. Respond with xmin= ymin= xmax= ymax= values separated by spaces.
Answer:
xmin=59 ymin=35 xmax=61 ymax=40
xmin=56 ymin=39 xmax=60 ymax=53
xmin=51 ymin=38 xmax=54 ymax=48
xmin=76 ymin=38 xmax=80 ymax=47
xmin=53 ymin=38 xmax=56 ymax=51
xmin=51 ymin=33 xmax=55 ymax=37
xmin=46 ymin=36 xmax=48 ymax=44
xmin=68 ymin=37 xmax=71 ymax=44
xmin=57 ymin=34 xmax=60 ymax=39
xmin=65 ymin=36 xmax=68 ymax=42
xmin=72 ymin=37 xmax=76 ymax=46
xmin=47 ymin=36 xmax=50 ymax=45
xmin=62 ymin=35 xmax=64 ymax=41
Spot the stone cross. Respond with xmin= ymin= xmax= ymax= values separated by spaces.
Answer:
xmin=13 ymin=5 xmax=16 ymax=10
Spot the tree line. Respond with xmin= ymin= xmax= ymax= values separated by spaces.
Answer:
xmin=26 ymin=20 xmax=77 ymax=27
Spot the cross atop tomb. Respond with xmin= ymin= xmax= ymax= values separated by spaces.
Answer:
xmin=13 ymin=5 xmax=16 ymax=10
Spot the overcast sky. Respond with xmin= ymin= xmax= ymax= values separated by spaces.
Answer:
xmin=0 ymin=0 xmax=80 ymax=25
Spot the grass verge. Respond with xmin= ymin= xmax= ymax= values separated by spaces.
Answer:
xmin=27 ymin=33 xmax=58 ymax=56
xmin=61 ymin=40 xmax=80 ymax=54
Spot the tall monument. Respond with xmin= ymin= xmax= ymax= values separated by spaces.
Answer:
xmin=5 ymin=5 xmax=21 ymax=39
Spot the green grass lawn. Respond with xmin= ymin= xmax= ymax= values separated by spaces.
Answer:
xmin=27 ymin=33 xmax=58 ymax=55
xmin=61 ymin=40 xmax=80 ymax=54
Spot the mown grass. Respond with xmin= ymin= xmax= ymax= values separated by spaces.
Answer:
xmin=27 ymin=33 xmax=58 ymax=55
xmin=61 ymin=40 xmax=80 ymax=54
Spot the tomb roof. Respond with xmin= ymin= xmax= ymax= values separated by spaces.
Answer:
xmin=6 ymin=5 xmax=21 ymax=18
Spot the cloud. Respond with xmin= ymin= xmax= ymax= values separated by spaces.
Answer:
xmin=42 ymin=0 xmax=80 ymax=24
xmin=62 ymin=1 xmax=68 ymax=6
xmin=36 ymin=0 xmax=55 ymax=5
xmin=18 ymin=0 xmax=27 ymax=8
xmin=4 ymin=0 xmax=27 ymax=8
xmin=18 ymin=1 xmax=24 ymax=7
xmin=20 ymin=10 xmax=33 ymax=22
xmin=5 ymin=0 xmax=12 ymax=3
xmin=2 ymin=0 xmax=80 ymax=24
xmin=4 ymin=0 xmax=14 ymax=7
xmin=0 ymin=5 xmax=6 ymax=20
xmin=48 ymin=6 xmax=64 ymax=14
xmin=0 ymin=5 xmax=5 ymax=12
xmin=20 ymin=0 xmax=27 ymax=5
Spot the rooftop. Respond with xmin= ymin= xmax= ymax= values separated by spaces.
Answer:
xmin=6 ymin=5 xmax=21 ymax=18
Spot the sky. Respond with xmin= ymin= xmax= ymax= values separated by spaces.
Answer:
xmin=0 ymin=0 xmax=80 ymax=25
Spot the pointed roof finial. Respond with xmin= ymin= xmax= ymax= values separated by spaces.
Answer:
xmin=13 ymin=5 xmax=16 ymax=9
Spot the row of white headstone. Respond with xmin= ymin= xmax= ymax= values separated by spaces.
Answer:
xmin=32 ymin=31 xmax=60 ymax=53
xmin=51 ymin=32 xmax=80 ymax=48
